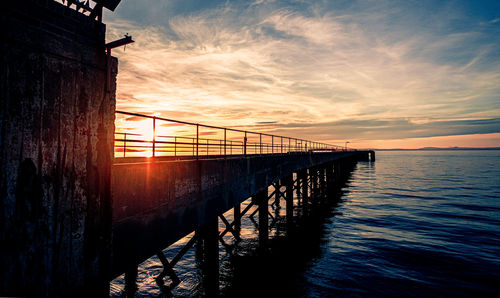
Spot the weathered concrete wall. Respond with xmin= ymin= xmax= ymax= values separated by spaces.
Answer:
xmin=111 ymin=151 xmax=366 ymax=277
xmin=0 ymin=0 xmax=116 ymax=296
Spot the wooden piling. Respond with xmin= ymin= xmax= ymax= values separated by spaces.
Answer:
xmin=196 ymin=218 xmax=219 ymax=296
xmin=255 ymin=189 xmax=269 ymax=249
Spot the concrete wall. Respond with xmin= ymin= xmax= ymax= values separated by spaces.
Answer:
xmin=111 ymin=151 xmax=364 ymax=277
xmin=0 ymin=0 xmax=116 ymax=295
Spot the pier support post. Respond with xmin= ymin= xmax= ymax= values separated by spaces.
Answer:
xmin=255 ymin=189 xmax=269 ymax=250
xmin=233 ymin=203 xmax=241 ymax=237
xmin=326 ymin=163 xmax=335 ymax=197
xmin=318 ymin=168 xmax=323 ymax=200
xmin=334 ymin=161 xmax=341 ymax=181
xmin=275 ymin=181 xmax=282 ymax=210
xmin=295 ymin=173 xmax=300 ymax=203
xmin=320 ymin=167 xmax=326 ymax=199
xmin=196 ymin=218 xmax=219 ymax=296
xmin=124 ymin=266 xmax=138 ymax=297
xmin=301 ymin=169 xmax=309 ymax=209
xmin=284 ymin=175 xmax=294 ymax=224
xmin=311 ymin=168 xmax=318 ymax=204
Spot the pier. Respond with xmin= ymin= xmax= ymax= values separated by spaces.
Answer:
xmin=110 ymin=112 xmax=375 ymax=292
xmin=0 ymin=1 xmax=374 ymax=296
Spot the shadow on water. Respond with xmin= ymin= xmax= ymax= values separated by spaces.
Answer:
xmin=219 ymin=163 xmax=357 ymax=298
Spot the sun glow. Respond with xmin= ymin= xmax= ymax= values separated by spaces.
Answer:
xmin=105 ymin=0 xmax=500 ymax=149
xmin=114 ymin=116 xmax=155 ymax=157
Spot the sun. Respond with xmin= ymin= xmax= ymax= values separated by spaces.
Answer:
xmin=134 ymin=119 xmax=154 ymax=142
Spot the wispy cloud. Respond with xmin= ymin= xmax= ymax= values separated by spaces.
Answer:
xmin=105 ymin=0 xmax=500 ymax=147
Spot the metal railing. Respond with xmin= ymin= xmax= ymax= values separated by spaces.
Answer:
xmin=114 ymin=111 xmax=350 ymax=158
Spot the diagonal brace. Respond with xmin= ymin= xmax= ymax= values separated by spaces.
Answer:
xmin=219 ymin=214 xmax=241 ymax=241
xmin=219 ymin=201 xmax=255 ymax=238
xmin=155 ymin=234 xmax=198 ymax=289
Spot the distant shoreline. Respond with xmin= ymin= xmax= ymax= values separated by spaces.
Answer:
xmin=373 ymin=147 xmax=500 ymax=151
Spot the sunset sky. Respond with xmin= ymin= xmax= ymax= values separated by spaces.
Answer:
xmin=103 ymin=0 xmax=500 ymax=149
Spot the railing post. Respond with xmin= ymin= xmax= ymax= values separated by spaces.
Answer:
xmin=281 ymin=137 xmax=283 ymax=154
xmin=123 ymin=133 xmax=127 ymax=158
xmin=244 ymin=132 xmax=247 ymax=156
xmin=174 ymin=136 xmax=177 ymax=157
xmin=152 ymin=116 xmax=156 ymax=158
xmin=196 ymin=124 xmax=199 ymax=159
xmin=288 ymin=138 xmax=291 ymax=153
xmin=260 ymin=134 xmax=262 ymax=155
xmin=224 ymin=128 xmax=227 ymax=156
xmin=271 ymin=136 xmax=274 ymax=154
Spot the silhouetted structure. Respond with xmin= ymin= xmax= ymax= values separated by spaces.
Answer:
xmin=0 ymin=0 xmax=116 ymax=296
xmin=0 ymin=1 xmax=375 ymax=296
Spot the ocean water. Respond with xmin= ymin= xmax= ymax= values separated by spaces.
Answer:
xmin=111 ymin=150 xmax=500 ymax=297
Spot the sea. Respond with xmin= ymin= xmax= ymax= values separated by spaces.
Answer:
xmin=110 ymin=150 xmax=500 ymax=297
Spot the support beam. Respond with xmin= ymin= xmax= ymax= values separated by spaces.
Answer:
xmin=295 ymin=173 xmax=301 ymax=203
xmin=320 ymin=167 xmax=326 ymax=199
xmin=233 ymin=204 xmax=241 ymax=237
xmin=196 ymin=218 xmax=219 ymax=296
xmin=156 ymin=251 xmax=180 ymax=290
xmin=301 ymin=169 xmax=309 ymax=209
xmin=255 ymin=189 xmax=269 ymax=250
xmin=334 ymin=161 xmax=341 ymax=181
xmin=220 ymin=201 xmax=255 ymax=238
xmin=219 ymin=214 xmax=241 ymax=242
xmin=274 ymin=182 xmax=282 ymax=210
xmin=311 ymin=168 xmax=318 ymax=204
xmin=124 ymin=266 xmax=138 ymax=297
xmin=283 ymin=175 xmax=294 ymax=223
xmin=326 ymin=163 xmax=335 ymax=197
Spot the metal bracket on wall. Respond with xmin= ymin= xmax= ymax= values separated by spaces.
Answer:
xmin=105 ymin=34 xmax=134 ymax=92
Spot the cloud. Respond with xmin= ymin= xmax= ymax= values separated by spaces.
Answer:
xmin=104 ymin=0 xmax=500 ymax=147
xmin=125 ymin=116 xmax=146 ymax=122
